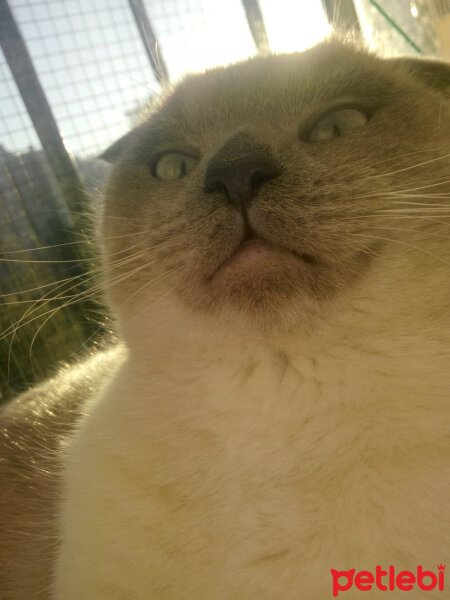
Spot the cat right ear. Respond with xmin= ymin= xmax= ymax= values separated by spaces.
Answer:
xmin=392 ymin=57 xmax=450 ymax=97
xmin=99 ymin=128 xmax=140 ymax=163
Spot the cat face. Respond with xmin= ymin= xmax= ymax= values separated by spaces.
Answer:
xmin=101 ymin=40 xmax=450 ymax=335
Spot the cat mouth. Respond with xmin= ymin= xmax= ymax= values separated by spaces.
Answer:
xmin=207 ymin=234 xmax=276 ymax=278
xmin=207 ymin=233 xmax=316 ymax=283
xmin=230 ymin=235 xmax=274 ymax=259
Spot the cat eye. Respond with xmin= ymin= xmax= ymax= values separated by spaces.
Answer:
xmin=152 ymin=152 xmax=198 ymax=180
xmin=306 ymin=108 xmax=369 ymax=142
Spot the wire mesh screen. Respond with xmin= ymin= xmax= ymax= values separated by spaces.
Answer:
xmin=3 ymin=0 xmax=257 ymax=159
xmin=0 ymin=0 xmax=266 ymax=403
xmin=0 ymin=0 xmax=442 ymax=403
xmin=9 ymin=0 xmax=159 ymax=157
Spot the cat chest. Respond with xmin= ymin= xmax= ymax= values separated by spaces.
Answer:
xmin=70 ymin=411 xmax=447 ymax=600
xmin=61 ymin=362 xmax=449 ymax=600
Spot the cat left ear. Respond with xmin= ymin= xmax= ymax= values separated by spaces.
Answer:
xmin=391 ymin=57 xmax=450 ymax=97
xmin=99 ymin=128 xmax=140 ymax=163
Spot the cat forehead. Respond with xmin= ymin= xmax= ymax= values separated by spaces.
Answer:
xmin=125 ymin=43 xmax=392 ymax=155
xmin=164 ymin=42 xmax=386 ymax=117
xmin=102 ymin=41 xmax=449 ymax=163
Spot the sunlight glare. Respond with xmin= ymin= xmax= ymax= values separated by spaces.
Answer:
xmin=259 ymin=0 xmax=331 ymax=53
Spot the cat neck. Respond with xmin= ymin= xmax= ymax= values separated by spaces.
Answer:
xmin=111 ymin=288 xmax=446 ymax=413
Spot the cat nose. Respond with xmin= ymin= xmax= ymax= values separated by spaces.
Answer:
xmin=204 ymin=136 xmax=280 ymax=209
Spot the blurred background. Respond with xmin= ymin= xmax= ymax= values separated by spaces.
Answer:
xmin=0 ymin=0 xmax=449 ymax=403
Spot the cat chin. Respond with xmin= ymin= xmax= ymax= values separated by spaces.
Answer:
xmin=189 ymin=261 xmax=366 ymax=336
xmin=109 ymin=255 xmax=365 ymax=340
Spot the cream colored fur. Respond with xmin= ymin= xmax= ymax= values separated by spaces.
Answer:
xmin=53 ymin=257 xmax=450 ymax=599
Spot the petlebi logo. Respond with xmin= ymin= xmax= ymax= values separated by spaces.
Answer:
xmin=330 ymin=564 xmax=446 ymax=597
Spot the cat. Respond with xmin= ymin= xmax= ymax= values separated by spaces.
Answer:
xmin=1 ymin=37 xmax=449 ymax=600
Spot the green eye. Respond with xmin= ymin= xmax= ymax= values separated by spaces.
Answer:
xmin=152 ymin=152 xmax=198 ymax=180
xmin=307 ymin=108 xmax=369 ymax=142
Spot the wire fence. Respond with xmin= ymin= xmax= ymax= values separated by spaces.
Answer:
xmin=0 ymin=0 xmax=443 ymax=403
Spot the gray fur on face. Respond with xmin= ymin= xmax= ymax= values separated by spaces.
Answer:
xmin=101 ymin=39 xmax=450 ymax=333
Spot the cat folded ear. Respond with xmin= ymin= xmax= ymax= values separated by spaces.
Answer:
xmin=391 ymin=57 xmax=450 ymax=97
xmin=99 ymin=127 xmax=140 ymax=163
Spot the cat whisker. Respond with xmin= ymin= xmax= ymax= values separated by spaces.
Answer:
xmin=349 ymin=233 xmax=450 ymax=266
xmin=0 ymin=247 xmax=154 ymax=323
xmin=3 ymin=260 xmax=144 ymax=346
xmin=2 ymin=247 xmax=146 ymax=309
xmin=28 ymin=259 xmax=178 ymax=356
xmin=1 ymin=248 xmax=153 ymax=341
xmin=118 ymin=264 xmax=183 ymax=311
xmin=387 ymin=199 xmax=450 ymax=204
xmin=366 ymin=153 xmax=450 ymax=179
xmin=362 ymin=225 xmax=450 ymax=240
xmin=0 ymin=240 xmax=91 ymax=254
xmin=344 ymin=215 xmax=450 ymax=227
xmin=100 ymin=214 xmax=144 ymax=223
xmin=0 ymin=230 xmax=157 ymax=257
xmin=364 ymin=147 xmax=448 ymax=167
xmin=351 ymin=183 xmax=450 ymax=200
xmin=374 ymin=209 xmax=450 ymax=216
xmin=0 ymin=275 xmax=92 ymax=301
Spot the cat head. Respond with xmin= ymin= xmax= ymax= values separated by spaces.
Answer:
xmin=100 ymin=39 xmax=450 ymax=340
